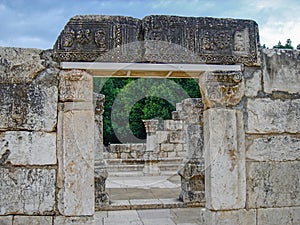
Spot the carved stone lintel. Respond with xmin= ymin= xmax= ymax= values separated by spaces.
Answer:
xmin=199 ymin=71 xmax=245 ymax=109
xmin=143 ymin=119 xmax=159 ymax=134
xmin=178 ymin=160 xmax=205 ymax=203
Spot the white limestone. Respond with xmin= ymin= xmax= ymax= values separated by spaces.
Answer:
xmin=262 ymin=49 xmax=300 ymax=94
xmin=246 ymin=135 xmax=300 ymax=161
xmin=54 ymin=216 xmax=94 ymax=225
xmin=204 ymin=108 xmax=246 ymax=210
xmin=247 ymin=98 xmax=300 ymax=133
xmin=14 ymin=216 xmax=52 ymax=225
xmin=247 ymin=161 xmax=300 ymax=208
xmin=57 ymin=108 xmax=95 ymax=216
xmin=0 ymin=131 xmax=56 ymax=165
xmin=244 ymin=69 xmax=262 ymax=97
xmin=205 ymin=209 xmax=256 ymax=225
xmin=257 ymin=207 xmax=300 ymax=225
xmin=0 ymin=216 xmax=12 ymax=225
xmin=0 ymin=168 xmax=55 ymax=215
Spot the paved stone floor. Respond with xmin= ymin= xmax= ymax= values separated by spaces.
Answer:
xmin=95 ymin=208 xmax=205 ymax=225
xmin=106 ymin=174 xmax=181 ymax=200
xmin=95 ymin=174 xmax=205 ymax=224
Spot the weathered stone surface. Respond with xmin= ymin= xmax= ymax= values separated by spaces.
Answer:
xmin=0 ymin=168 xmax=55 ymax=215
xmin=54 ymin=216 xmax=94 ymax=225
xmin=247 ymin=98 xmax=300 ymax=133
xmin=204 ymin=109 xmax=246 ymax=210
xmin=160 ymin=143 xmax=174 ymax=152
xmin=14 ymin=216 xmax=53 ymax=225
xmin=257 ymin=207 xmax=300 ymax=225
xmin=156 ymin=131 xmax=168 ymax=144
xmin=246 ymin=135 xmax=300 ymax=161
xmin=186 ymin=124 xmax=203 ymax=159
xmin=54 ymin=15 xmax=141 ymax=62
xmin=205 ymin=209 xmax=256 ymax=225
xmin=262 ymin=49 xmax=300 ymax=94
xmin=247 ymin=161 xmax=300 ymax=208
xmin=142 ymin=16 xmax=259 ymax=65
xmin=59 ymin=70 xmax=93 ymax=102
xmin=0 ymin=82 xmax=58 ymax=132
xmin=54 ymin=15 xmax=259 ymax=65
xmin=178 ymin=160 xmax=205 ymax=203
xmin=57 ymin=107 xmax=95 ymax=216
xmin=164 ymin=120 xmax=183 ymax=131
xmin=0 ymin=47 xmax=45 ymax=84
xmin=0 ymin=131 xmax=56 ymax=165
xmin=244 ymin=68 xmax=262 ymax=97
xmin=199 ymin=71 xmax=244 ymax=109
xmin=0 ymin=216 xmax=12 ymax=225
xmin=169 ymin=131 xmax=184 ymax=143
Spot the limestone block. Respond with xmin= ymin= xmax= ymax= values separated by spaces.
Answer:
xmin=0 ymin=216 xmax=12 ymax=225
xmin=247 ymin=98 xmax=300 ymax=133
xmin=54 ymin=216 xmax=94 ymax=225
xmin=59 ymin=70 xmax=93 ymax=102
xmin=14 ymin=216 xmax=53 ymax=225
xmin=156 ymin=131 xmax=168 ymax=144
xmin=204 ymin=109 xmax=246 ymax=210
xmin=164 ymin=120 xmax=183 ymax=131
xmin=0 ymin=83 xmax=57 ymax=132
xmin=174 ymin=143 xmax=183 ymax=152
xmin=262 ymin=49 xmax=300 ymax=94
xmin=0 ymin=131 xmax=56 ymax=165
xmin=257 ymin=207 xmax=300 ymax=225
xmin=244 ymin=68 xmax=262 ymax=97
xmin=0 ymin=168 xmax=55 ymax=215
xmin=205 ymin=209 xmax=256 ymax=225
xmin=169 ymin=131 xmax=184 ymax=143
xmin=246 ymin=135 xmax=300 ymax=161
xmin=247 ymin=161 xmax=300 ymax=208
xmin=130 ymin=143 xmax=146 ymax=151
xmin=160 ymin=144 xmax=174 ymax=152
xmin=0 ymin=47 xmax=45 ymax=84
xmin=186 ymin=124 xmax=203 ymax=159
xmin=199 ymin=71 xmax=244 ymax=109
xmin=57 ymin=108 xmax=94 ymax=216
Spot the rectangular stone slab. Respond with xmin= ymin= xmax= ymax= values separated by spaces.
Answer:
xmin=0 ymin=167 xmax=56 ymax=215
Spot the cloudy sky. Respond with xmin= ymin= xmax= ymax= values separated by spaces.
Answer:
xmin=0 ymin=0 xmax=299 ymax=49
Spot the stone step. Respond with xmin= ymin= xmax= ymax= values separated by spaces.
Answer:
xmin=107 ymin=164 xmax=144 ymax=172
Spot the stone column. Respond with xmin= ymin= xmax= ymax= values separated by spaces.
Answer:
xmin=57 ymin=70 xmax=95 ymax=218
xmin=143 ymin=119 xmax=160 ymax=175
xmin=177 ymin=98 xmax=205 ymax=203
xmin=94 ymin=93 xmax=109 ymax=207
xmin=199 ymin=71 xmax=249 ymax=224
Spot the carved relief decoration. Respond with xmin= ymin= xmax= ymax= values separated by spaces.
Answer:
xmin=54 ymin=15 xmax=259 ymax=65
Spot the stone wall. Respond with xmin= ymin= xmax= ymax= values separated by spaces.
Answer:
xmin=200 ymin=48 xmax=300 ymax=225
xmin=0 ymin=14 xmax=299 ymax=225
xmin=0 ymin=47 xmax=59 ymax=223
xmin=244 ymin=49 xmax=300 ymax=224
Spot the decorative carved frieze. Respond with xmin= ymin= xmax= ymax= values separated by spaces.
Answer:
xmin=199 ymin=71 xmax=245 ymax=109
xmin=54 ymin=15 xmax=259 ymax=65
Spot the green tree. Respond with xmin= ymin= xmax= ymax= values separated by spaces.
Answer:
xmin=273 ymin=39 xmax=294 ymax=49
xmin=94 ymin=77 xmax=201 ymax=145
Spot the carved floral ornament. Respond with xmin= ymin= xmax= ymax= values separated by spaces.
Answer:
xmin=199 ymin=71 xmax=245 ymax=109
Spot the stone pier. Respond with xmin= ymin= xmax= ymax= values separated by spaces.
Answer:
xmin=143 ymin=120 xmax=160 ymax=175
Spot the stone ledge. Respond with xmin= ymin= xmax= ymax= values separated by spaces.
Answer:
xmin=96 ymin=198 xmax=205 ymax=211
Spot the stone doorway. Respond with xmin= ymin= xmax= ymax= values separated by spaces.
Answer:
xmin=60 ymin=62 xmax=242 ymax=210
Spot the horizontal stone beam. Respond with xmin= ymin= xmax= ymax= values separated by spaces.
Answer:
xmin=61 ymin=62 xmax=242 ymax=78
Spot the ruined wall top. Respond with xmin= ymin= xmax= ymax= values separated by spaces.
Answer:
xmin=54 ymin=15 xmax=259 ymax=65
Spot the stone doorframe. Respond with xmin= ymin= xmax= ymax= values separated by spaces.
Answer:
xmin=57 ymin=62 xmax=245 ymax=218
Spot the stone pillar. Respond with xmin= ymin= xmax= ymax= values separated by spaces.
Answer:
xmin=143 ymin=119 xmax=160 ymax=175
xmin=199 ymin=71 xmax=248 ymax=223
xmin=177 ymin=98 xmax=205 ymax=203
xmin=94 ymin=93 xmax=109 ymax=207
xmin=57 ymin=70 xmax=95 ymax=218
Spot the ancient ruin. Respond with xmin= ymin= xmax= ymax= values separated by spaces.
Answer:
xmin=0 ymin=15 xmax=299 ymax=224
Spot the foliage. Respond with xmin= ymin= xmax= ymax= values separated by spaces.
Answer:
xmin=273 ymin=39 xmax=294 ymax=49
xmin=94 ymin=77 xmax=201 ymax=145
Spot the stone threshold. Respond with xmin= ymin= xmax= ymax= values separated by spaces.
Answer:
xmin=96 ymin=198 xmax=205 ymax=211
